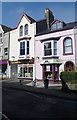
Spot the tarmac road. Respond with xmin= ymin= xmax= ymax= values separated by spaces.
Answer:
xmin=2 ymin=84 xmax=77 ymax=119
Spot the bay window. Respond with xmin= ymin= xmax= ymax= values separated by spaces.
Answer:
xmin=43 ymin=40 xmax=57 ymax=56
xmin=20 ymin=41 xmax=25 ymax=55
xmin=54 ymin=41 xmax=57 ymax=55
xmin=44 ymin=42 xmax=52 ymax=56
xmin=27 ymin=40 xmax=30 ymax=55
xmin=20 ymin=40 xmax=30 ymax=56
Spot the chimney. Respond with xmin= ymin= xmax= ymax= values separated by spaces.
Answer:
xmin=45 ymin=8 xmax=54 ymax=29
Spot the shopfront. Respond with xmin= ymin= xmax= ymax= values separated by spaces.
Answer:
xmin=18 ymin=64 xmax=33 ymax=78
xmin=41 ymin=59 xmax=62 ymax=82
xmin=18 ymin=58 xmax=34 ymax=79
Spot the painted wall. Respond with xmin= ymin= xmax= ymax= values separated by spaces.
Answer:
xmin=74 ymin=27 xmax=77 ymax=71
xmin=9 ymin=29 xmax=18 ymax=61
xmin=2 ymin=32 xmax=10 ymax=60
xmin=35 ymin=29 xmax=75 ymax=80
xmin=17 ymin=15 xmax=36 ymax=60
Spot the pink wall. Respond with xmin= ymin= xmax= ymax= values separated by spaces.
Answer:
xmin=35 ymin=29 xmax=75 ymax=80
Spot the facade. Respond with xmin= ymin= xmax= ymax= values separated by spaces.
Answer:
xmin=9 ymin=13 xmax=36 ymax=80
xmin=0 ymin=25 xmax=11 ymax=78
xmin=8 ymin=8 xmax=54 ymax=80
xmin=35 ymin=20 xmax=77 ymax=83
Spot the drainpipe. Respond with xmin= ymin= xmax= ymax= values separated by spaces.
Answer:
xmin=8 ymin=31 xmax=10 ymax=78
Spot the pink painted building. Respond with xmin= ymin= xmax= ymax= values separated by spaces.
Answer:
xmin=35 ymin=19 xmax=77 ymax=83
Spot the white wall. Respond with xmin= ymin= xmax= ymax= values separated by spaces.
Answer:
xmin=9 ymin=29 xmax=18 ymax=61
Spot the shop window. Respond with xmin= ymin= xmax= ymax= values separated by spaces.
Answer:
xmin=44 ymin=42 xmax=52 ymax=56
xmin=18 ymin=64 xmax=33 ymax=78
xmin=63 ymin=37 xmax=73 ymax=55
xmin=20 ymin=41 xmax=25 ymax=55
xmin=24 ymin=24 xmax=28 ymax=35
xmin=19 ymin=25 xmax=23 ymax=36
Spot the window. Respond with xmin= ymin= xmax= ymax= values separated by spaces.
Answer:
xmin=0 ymin=33 xmax=2 ymax=37
xmin=0 ymin=48 xmax=1 ymax=53
xmin=43 ymin=41 xmax=58 ymax=56
xmin=20 ymin=26 xmax=23 ymax=36
xmin=53 ymin=41 xmax=57 ymax=55
xmin=20 ymin=41 xmax=25 ymax=55
xmin=27 ymin=40 xmax=29 ymax=55
xmin=4 ymin=48 xmax=8 ymax=55
xmin=24 ymin=24 xmax=28 ymax=35
xmin=57 ymin=22 xmax=62 ymax=29
xmin=64 ymin=38 xmax=72 ymax=54
xmin=0 ymin=33 xmax=3 ymax=43
xmin=44 ymin=42 xmax=52 ymax=56
xmin=51 ymin=22 xmax=63 ymax=31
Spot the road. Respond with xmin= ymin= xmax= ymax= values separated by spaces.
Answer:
xmin=2 ymin=84 xmax=77 ymax=119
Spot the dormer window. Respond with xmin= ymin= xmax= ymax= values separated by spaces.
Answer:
xmin=24 ymin=24 xmax=28 ymax=35
xmin=20 ymin=25 xmax=23 ymax=36
xmin=51 ymin=20 xmax=64 ymax=31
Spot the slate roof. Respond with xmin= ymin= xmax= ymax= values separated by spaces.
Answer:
xmin=25 ymin=13 xmax=36 ymax=23
xmin=1 ymin=24 xmax=12 ymax=33
xmin=35 ymin=21 xmax=77 ymax=36
xmin=36 ymin=19 xmax=47 ymax=34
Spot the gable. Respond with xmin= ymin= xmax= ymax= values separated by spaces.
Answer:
xmin=17 ymin=13 xmax=36 ymax=28
xmin=50 ymin=19 xmax=66 ymax=31
xmin=0 ymin=25 xmax=4 ymax=33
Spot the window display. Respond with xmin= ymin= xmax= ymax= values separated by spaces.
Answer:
xmin=18 ymin=64 xmax=33 ymax=78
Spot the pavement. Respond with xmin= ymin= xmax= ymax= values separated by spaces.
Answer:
xmin=2 ymin=78 xmax=77 ymax=101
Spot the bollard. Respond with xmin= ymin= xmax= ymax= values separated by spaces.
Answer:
xmin=19 ymin=79 xmax=23 ymax=85
xmin=32 ymin=81 xmax=36 ymax=86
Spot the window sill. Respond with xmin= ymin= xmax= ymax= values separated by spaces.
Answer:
xmin=42 ymin=56 xmax=59 ymax=59
xmin=63 ymin=53 xmax=73 ymax=55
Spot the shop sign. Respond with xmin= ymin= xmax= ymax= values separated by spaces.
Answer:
xmin=10 ymin=61 xmax=21 ymax=64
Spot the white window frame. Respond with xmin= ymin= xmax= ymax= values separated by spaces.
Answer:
xmin=24 ymin=24 xmax=28 ymax=35
xmin=26 ymin=40 xmax=30 ymax=56
xmin=19 ymin=25 xmax=23 ymax=37
xmin=4 ymin=48 xmax=8 ymax=55
xmin=0 ymin=33 xmax=3 ymax=44
xmin=42 ymin=40 xmax=58 ymax=57
xmin=20 ymin=40 xmax=25 ymax=56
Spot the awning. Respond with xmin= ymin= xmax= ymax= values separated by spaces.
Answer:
xmin=0 ymin=60 xmax=8 ymax=64
xmin=41 ymin=59 xmax=63 ymax=65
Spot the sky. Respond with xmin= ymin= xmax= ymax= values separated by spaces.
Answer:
xmin=2 ymin=2 xmax=75 ymax=28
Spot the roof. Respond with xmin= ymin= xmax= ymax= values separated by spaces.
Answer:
xmin=0 ymin=24 xmax=12 ymax=33
xmin=36 ymin=19 xmax=47 ymax=34
xmin=35 ymin=21 xmax=77 ymax=36
xmin=24 ymin=13 xmax=36 ymax=23
xmin=17 ymin=13 xmax=36 ymax=27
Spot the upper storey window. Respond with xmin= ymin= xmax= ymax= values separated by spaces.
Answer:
xmin=63 ymin=37 xmax=73 ymax=55
xmin=0 ymin=33 xmax=3 ymax=44
xmin=24 ymin=24 xmax=28 ymax=35
xmin=43 ymin=41 xmax=57 ymax=56
xmin=51 ymin=20 xmax=64 ymax=31
xmin=20 ymin=26 xmax=23 ymax=36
